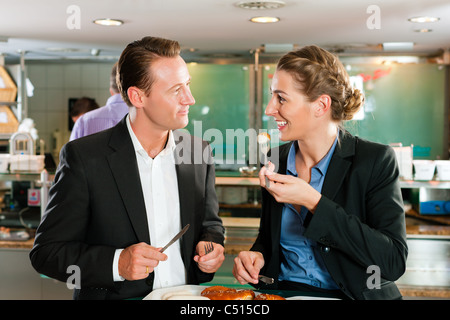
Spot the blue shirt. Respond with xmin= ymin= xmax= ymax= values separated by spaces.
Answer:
xmin=279 ymin=136 xmax=339 ymax=290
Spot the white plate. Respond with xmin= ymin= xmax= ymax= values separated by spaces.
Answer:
xmin=286 ymin=296 xmax=340 ymax=300
xmin=143 ymin=285 xmax=210 ymax=300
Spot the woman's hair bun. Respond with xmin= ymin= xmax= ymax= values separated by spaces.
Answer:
xmin=342 ymin=88 xmax=364 ymax=120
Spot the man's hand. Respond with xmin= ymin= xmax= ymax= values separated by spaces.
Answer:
xmin=118 ymin=242 xmax=167 ymax=280
xmin=193 ymin=241 xmax=225 ymax=273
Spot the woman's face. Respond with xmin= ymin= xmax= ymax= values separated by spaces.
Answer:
xmin=265 ymin=69 xmax=315 ymax=141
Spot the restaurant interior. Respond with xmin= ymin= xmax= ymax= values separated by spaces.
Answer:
xmin=0 ymin=0 xmax=449 ymax=300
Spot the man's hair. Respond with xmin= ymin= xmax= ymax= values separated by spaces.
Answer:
xmin=116 ymin=36 xmax=181 ymax=106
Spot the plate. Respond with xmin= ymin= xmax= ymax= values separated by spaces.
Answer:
xmin=144 ymin=285 xmax=210 ymax=300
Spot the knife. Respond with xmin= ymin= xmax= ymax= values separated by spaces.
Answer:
xmin=258 ymin=275 xmax=274 ymax=284
xmin=160 ymin=224 xmax=190 ymax=253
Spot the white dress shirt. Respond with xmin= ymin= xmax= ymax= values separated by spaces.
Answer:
xmin=112 ymin=115 xmax=186 ymax=289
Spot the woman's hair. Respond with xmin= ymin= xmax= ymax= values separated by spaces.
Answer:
xmin=277 ymin=45 xmax=364 ymax=121
xmin=116 ymin=36 xmax=181 ymax=106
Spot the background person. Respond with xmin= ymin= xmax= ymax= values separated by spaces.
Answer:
xmin=70 ymin=63 xmax=129 ymax=140
xmin=69 ymin=97 xmax=99 ymax=123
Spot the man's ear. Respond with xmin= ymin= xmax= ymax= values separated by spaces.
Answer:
xmin=127 ymin=86 xmax=144 ymax=108
xmin=314 ymin=94 xmax=332 ymax=117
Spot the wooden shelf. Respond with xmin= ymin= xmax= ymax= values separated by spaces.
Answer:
xmin=406 ymin=209 xmax=450 ymax=227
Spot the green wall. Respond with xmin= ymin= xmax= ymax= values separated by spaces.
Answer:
xmin=186 ymin=64 xmax=250 ymax=165
xmin=262 ymin=63 xmax=447 ymax=160
xmin=184 ymin=63 xmax=447 ymax=165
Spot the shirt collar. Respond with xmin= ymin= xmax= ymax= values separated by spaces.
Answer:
xmin=286 ymin=133 xmax=339 ymax=177
xmin=126 ymin=114 xmax=175 ymax=158
xmin=107 ymin=93 xmax=125 ymax=104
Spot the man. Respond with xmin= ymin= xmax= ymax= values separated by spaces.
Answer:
xmin=30 ymin=36 xmax=225 ymax=300
xmin=69 ymin=63 xmax=129 ymax=141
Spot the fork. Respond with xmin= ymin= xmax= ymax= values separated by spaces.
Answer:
xmin=204 ymin=241 xmax=214 ymax=255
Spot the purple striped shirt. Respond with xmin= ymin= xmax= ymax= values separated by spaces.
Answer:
xmin=69 ymin=94 xmax=129 ymax=141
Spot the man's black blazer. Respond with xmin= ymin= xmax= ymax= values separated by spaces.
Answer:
xmin=30 ymin=116 xmax=224 ymax=299
xmin=251 ymin=131 xmax=408 ymax=300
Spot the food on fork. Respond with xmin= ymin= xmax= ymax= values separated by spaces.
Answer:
xmin=257 ymin=132 xmax=271 ymax=160
xmin=257 ymin=132 xmax=271 ymax=144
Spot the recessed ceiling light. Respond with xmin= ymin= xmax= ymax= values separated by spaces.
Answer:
xmin=93 ymin=18 xmax=123 ymax=26
xmin=414 ymin=28 xmax=433 ymax=33
xmin=408 ymin=16 xmax=440 ymax=23
xmin=382 ymin=42 xmax=414 ymax=51
xmin=250 ymin=16 xmax=280 ymax=23
xmin=236 ymin=1 xmax=285 ymax=10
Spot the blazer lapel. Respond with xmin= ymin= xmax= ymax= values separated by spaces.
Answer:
xmin=321 ymin=131 xmax=356 ymax=200
xmin=107 ymin=118 xmax=151 ymax=244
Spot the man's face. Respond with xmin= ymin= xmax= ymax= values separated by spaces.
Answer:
xmin=140 ymin=55 xmax=195 ymax=131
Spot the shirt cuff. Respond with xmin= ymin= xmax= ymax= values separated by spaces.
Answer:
xmin=113 ymin=249 xmax=125 ymax=282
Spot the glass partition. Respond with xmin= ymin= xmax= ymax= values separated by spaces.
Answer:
xmin=186 ymin=64 xmax=251 ymax=169
xmin=262 ymin=63 xmax=447 ymax=160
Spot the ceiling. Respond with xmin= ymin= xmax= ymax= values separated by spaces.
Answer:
xmin=1 ymin=0 xmax=450 ymax=64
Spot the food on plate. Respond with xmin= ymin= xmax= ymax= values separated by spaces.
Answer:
xmin=201 ymin=286 xmax=255 ymax=300
xmin=254 ymin=293 xmax=286 ymax=300
xmin=201 ymin=285 xmax=285 ymax=300
xmin=201 ymin=285 xmax=235 ymax=295
xmin=202 ymin=288 xmax=255 ymax=300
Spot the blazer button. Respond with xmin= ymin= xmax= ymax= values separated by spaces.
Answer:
xmin=321 ymin=246 xmax=330 ymax=253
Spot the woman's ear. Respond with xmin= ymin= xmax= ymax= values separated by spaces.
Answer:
xmin=314 ymin=94 xmax=332 ymax=117
xmin=127 ymin=86 xmax=144 ymax=108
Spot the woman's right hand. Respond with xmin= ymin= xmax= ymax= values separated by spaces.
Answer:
xmin=259 ymin=161 xmax=275 ymax=188
xmin=232 ymin=251 xmax=265 ymax=285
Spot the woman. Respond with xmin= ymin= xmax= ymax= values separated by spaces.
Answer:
xmin=232 ymin=45 xmax=408 ymax=300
